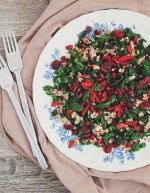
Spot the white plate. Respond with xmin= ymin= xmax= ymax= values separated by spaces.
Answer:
xmin=33 ymin=9 xmax=150 ymax=172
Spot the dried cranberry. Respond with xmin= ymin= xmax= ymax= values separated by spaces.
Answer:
xmin=81 ymin=126 xmax=91 ymax=134
xmin=64 ymin=124 xmax=73 ymax=130
xmin=139 ymin=100 xmax=150 ymax=109
xmin=72 ymin=130 xmax=77 ymax=134
xmin=84 ymin=134 xmax=92 ymax=139
xmin=51 ymin=60 xmax=61 ymax=70
xmin=90 ymin=105 xmax=95 ymax=112
xmin=111 ymin=72 xmax=117 ymax=79
xmin=61 ymin=56 xmax=66 ymax=63
xmin=99 ymin=73 xmax=105 ymax=80
xmin=128 ymin=89 xmax=134 ymax=96
xmin=101 ymin=61 xmax=111 ymax=73
xmin=80 ymin=43 xmax=86 ymax=48
xmin=103 ymin=144 xmax=113 ymax=153
xmin=126 ymin=101 xmax=133 ymax=108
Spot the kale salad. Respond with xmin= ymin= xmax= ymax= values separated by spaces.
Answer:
xmin=43 ymin=26 xmax=150 ymax=153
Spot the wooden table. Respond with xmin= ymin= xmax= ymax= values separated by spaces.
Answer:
xmin=0 ymin=1 xmax=69 ymax=192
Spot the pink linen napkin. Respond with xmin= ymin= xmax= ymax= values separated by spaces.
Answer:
xmin=1 ymin=0 xmax=150 ymax=192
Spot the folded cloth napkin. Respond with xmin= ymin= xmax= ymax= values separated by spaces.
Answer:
xmin=1 ymin=0 xmax=150 ymax=192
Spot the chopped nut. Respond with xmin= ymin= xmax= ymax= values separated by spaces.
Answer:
xmin=143 ymin=94 xmax=148 ymax=100
xmin=139 ymin=112 xmax=144 ymax=117
xmin=66 ymin=53 xmax=71 ymax=59
xmin=89 ymin=47 xmax=97 ymax=59
xmin=83 ymin=36 xmax=91 ymax=44
xmin=92 ymin=65 xmax=100 ymax=70
xmin=91 ymin=112 xmax=99 ymax=118
xmin=137 ymin=56 xmax=145 ymax=65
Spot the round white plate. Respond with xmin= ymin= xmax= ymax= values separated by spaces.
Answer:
xmin=33 ymin=9 xmax=150 ymax=172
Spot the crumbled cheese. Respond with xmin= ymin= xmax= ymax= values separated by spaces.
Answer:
xmin=89 ymin=47 xmax=97 ymax=59
xmin=66 ymin=53 xmax=71 ymax=59
xmin=139 ymin=121 xmax=145 ymax=125
xmin=106 ymin=49 xmax=116 ymax=55
xmin=139 ymin=112 xmax=144 ymax=117
xmin=91 ymin=112 xmax=99 ymax=119
xmin=92 ymin=124 xmax=108 ymax=137
xmin=143 ymin=94 xmax=148 ymax=100
xmin=135 ymin=99 xmax=142 ymax=107
xmin=118 ymin=68 xmax=125 ymax=73
xmin=130 ymin=41 xmax=135 ymax=56
xmin=128 ymin=75 xmax=136 ymax=81
xmin=144 ymin=117 xmax=150 ymax=132
xmin=92 ymin=65 xmax=100 ymax=70
xmin=137 ymin=56 xmax=145 ymax=65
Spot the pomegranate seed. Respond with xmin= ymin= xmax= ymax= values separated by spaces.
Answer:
xmin=66 ymin=45 xmax=73 ymax=50
xmin=96 ymin=77 xmax=102 ymax=82
xmin=86 ymin=121 xmax=91 ymax=126
xmin=90 ymin=134 xmax=96 ymax=140
xmin=90 ymin=105 xmax=95 ymax=111
xmin=97 ymin=138 xmax=102 ymax=145
xmin=86 ymin=26 xmax=92 ymax=33
xmin=98 ymin=109 xmax=103 ymax=115
xmin=72 ymin=130 xmax=77 ymax=134
xmin=99 ymin=73 xmax=105 ymax=79
xmin=84 ymin=134 xmax=92 ymax=138
xmin=66 ymin=110 xmax=72 ymax=116
xmin=78 ymin=92 xmax=83 ymax=98
xmin=111 ymin=72 xmax=117 ymax=79
xmin=124 ymin=86 xmax=129 ymax=91
xmin=94 ymin=30 xmax=102 ymax=36
xmin=80 ymin=43 xmax=86 ymax=48
xmin=148 ymin=91 xmax=150 ymax=99
xmin=61 ymin=56 xmax=66 ymax=63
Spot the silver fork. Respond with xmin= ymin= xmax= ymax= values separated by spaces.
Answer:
xmin=0 ymin=55 xmax=48 ymax=169
xmin=2 ymin=30 xmax=37 ymax=148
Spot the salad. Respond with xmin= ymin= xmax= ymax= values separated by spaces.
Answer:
xmin=44 ymin=26 xmax=150 ymax=153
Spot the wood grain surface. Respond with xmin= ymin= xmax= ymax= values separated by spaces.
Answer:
xmin=0 ymin=1 xmax=69 ymax=192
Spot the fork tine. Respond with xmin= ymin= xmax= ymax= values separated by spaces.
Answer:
xmin=9 ymin=30 xmax=15 ymax=52
xmin=2 ymin=32 xmax=9 ymax=54
xmin=0 ymin=55 xmax=7 ymax=68
xmin=0 ymin=56 xmax=4 ymax=68
xmin=12 ymin=29 xmax=19 ymax=51
xmin=5 ymin=32 xmax=12 ymax=53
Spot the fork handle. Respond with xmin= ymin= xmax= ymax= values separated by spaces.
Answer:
xmin=6 ymin=86 xmax=48 ymax=169
xmin=15 ymin=71 xmax=37 ymax=143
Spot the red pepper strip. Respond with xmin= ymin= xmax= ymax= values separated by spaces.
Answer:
xmin=114 ymin=104 xmax=123 ymax=112
xmin=88 ymin=88 xmax=97 ymax=96
xmin=51 ymin=100 xmax=60 ymax=107
xmin=117 ymin=111 xmax=122 ymax=117
xmin=101 ymin=91 xmax=107 ymax=102
xmin=116 ymin=87 xmax=123 ymax=95
xmin=68 ymin=140 xmax=75 ymax=148
xmin=133 ymin=35 xmax=138 ymax=43
xmin=100 ymin=80 xmax=107 ymax=90
xmin=111 ymin=55 xmax=120 ymax=63
xmin=66 ymin=109 xmax=72 ymax=116
xmin=132 ymin=120 xmax=138 ymax=127
xmin=82 ymin=101 xmax=91 ymax=116
xmin=125 ymin=121 xmax=133 ymax=126
xmin=81 ymin=74 xmax=89 ymax=78
xmin=127 ymin=45 xmax=132 ymax=54
xmin=119 ymin=55 xmax=135 ymax=62
xmin=144 ymin=76 xmax=150 ymax=83
xmin=97 ymin=138 xmax=102 ymax=145
xmin=125 ymin=143 xmax=132 ymax=148
xmin=134 ymin=126 xmax=140 ymax=131
xmin=72 ymin=85 xmax=78 ymax=92
xmin=70 ymin=79 xmax=79 ymax=90
xmin=108 ymin=106 xmax=114 ymax=111
xmin=116 ymin=122 xmax=125 ymax=129
xmin=95 ymin=96 xmax=101 ymax=103
xmin=86 ymin=121 xmax=91 ymax=126
xmin=81 ymin=80 xmax=94 ymax=88
xmin=148 ymin=91 xmax=150 ymax=99
xmin=90 ymin=94 xmax=95 ymax=101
